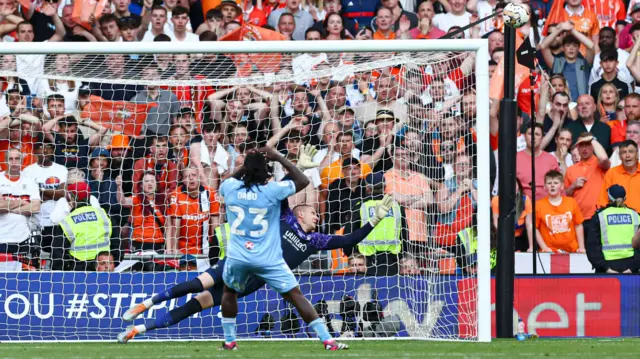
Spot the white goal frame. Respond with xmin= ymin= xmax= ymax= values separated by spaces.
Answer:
xmin=0 ymin=39 xmax=491 ymax=343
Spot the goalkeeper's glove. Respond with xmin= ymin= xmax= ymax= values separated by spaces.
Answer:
xmin=297 ymin=144 xmax=320 ymax=170
xmin=369 ymin=195 xmax=395 ymax=227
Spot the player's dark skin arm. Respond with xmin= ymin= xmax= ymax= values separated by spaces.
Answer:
xmin=260 ymin=147 xmax=309 ymax=192
xmin=41 ymin=186 xmax=66 ymax=201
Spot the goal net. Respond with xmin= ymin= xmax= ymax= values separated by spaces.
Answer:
xmin=0 ymin=40 xmax=490 ymax=342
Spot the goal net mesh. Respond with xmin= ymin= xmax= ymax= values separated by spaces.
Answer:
xmin=0 ymin=48 xmax=482 ymax=341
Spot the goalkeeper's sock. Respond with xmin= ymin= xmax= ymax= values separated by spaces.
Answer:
xmin=309 ymin=318 xmax=332 ymax=342
xmin=221 ymin=317 xmax=237 ymax=344
xmin=151 ymin=278 xmax=204 ymax=305
xmin=145 ymin=297 xmax=203 ymax=331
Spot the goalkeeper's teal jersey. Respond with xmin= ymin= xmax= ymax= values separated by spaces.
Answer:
xmin=219 ymin=177 xmax=296 ymax=266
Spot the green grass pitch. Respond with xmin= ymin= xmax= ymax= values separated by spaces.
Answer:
xmin=2 ymin=339 xmax=640 ymax=358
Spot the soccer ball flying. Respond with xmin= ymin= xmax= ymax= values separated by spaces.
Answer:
xmin=502 ymin=3 xmax=530 ymax=29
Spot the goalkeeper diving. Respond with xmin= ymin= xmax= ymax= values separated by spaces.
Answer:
xmin=118 ymin=144 xmax=395 ymax=346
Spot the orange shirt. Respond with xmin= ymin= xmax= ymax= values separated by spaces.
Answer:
xmin=373 ymin=30 xmax=396 ymax=40
xmin=168 ymin=185 xmax=221 ymax=254
xmin=0 ymin=139 xmax=35 ymax=172
xmin=131 ymin=195 xmax=166 ymax=244
xmin=320 ymin=158 xmax=372 ymax=189
xmin=384 ymin=168 xmax=431 ymax=242
xmin=491 ymin=195 xmax=532 ymax=237
xmin=598 ymin=165 xmax=640 ymax=213
xmin=564 ymin=156 xmax=606 ymax=219
xmin=585 ymin=0 xmax=626 ymax=29
xmin=536 ymin=196 xmax=584 ymax=252
xmin=608 ymin=120 xmax=626 ymax=146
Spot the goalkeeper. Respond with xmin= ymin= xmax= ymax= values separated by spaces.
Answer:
xmin=118 ymin=145 xmax=395 ymax=343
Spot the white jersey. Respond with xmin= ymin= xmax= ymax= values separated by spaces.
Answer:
xmin=22 ymin=163 xmax=68 ymax=228
xmin=0 ymin=173 xmax=40 ymax=244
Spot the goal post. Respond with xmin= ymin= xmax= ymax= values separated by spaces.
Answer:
xmin=0 ymin=39 xmax=491 ymax=342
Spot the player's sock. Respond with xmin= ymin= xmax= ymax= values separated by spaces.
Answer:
xmin=221 ymin=317 xmax=237 ymax=344
xmin=151 ymin=279 xmax=204 ymax=305
xmin=309 ymin=318 xmax=332 ymax=342
xmin=134 ymin=324 xmax=147 ymax=334
xmin=145 ymin=297 xmax=203 ymax=331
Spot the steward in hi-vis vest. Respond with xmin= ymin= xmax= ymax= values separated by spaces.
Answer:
xmin=344 ymin=173 xmax=408 ymax=276
xmin=586 ymin=185 xmax=640 ymax=273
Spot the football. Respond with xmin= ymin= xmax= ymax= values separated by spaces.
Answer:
xmin=502 ymin=3 xmax=530 ymax=29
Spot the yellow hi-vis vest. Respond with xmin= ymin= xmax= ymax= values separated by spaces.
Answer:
xmin=358 ymin=199 xmax=402 ymax=256
xmin=214 ymin=223 xmax=230 ymax=260
xmin=597 ymin=206 xmax=639 ymax=261
xmin=458 ymin=227 xmax=478 ymax=255
xmin=60 ymin=205 xmax=112 ymax=261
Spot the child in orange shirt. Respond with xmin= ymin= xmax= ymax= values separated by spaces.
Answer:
xmin=535 ymin=170 xmax=586 ymax=253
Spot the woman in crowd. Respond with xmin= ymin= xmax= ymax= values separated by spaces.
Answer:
xmin=596 ymin=82 xmax=621 ymax=122
xmin=323 ymin=12 xmax=350 ymax=40
xmin=38 ymin=54 xmax=78 ymax=112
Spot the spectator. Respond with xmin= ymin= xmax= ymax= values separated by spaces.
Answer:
xmin=138 ymin=5 xmax=167 ymax=42
xmin=0 ymin=148 xmax=41 ymax=255
xmin=327 ymin=158 xmax=367 ymax=232
xmin=595 ymin=83 xmax=622 ymax=123
xmin=589 ymin=27 xmax=632 ymax=86
xmin=355 ymin=76 xmax=407 ymax=126
xmin=57 ymin=181 xmax=112 ymax=270
xmin=627 ymin=28 xmax=640 ymax=82
xmin=0 ymin=117 xmax=37 ymax=171
xmin=113 ymin=0 xmax=141 ymax=23
xmin=565 ymin=95 xmax=612 ymax=154
xmin=433 ymin=0 xmax=471 ymax=37
xmin=319 ymin=131 xmax=372 ymax=190
xmin=589 ymin=48 xmax=632 ymax=101
xmin=310 ymin=0 xmax=357 ymax=37
xmin=88 ymin=55 xmax=139 ymax=101
xmin=131 ymin=64 xmax=181 ymax=137
xmin=619 ymin=4 xmax=640 ymax=51
xmin=610 ymin=94 xmax=640 ymax=147
xmin=541 ymin=23 xmax=594 ymax=101
xmin=217 ymin=0 xmax=243 ymax=24
xmin=24 ymin=0 xmax=66 ymax=42
xmin=346 ymin=253 xmax=367 ymax=274
xmin=22 ymin=140 xmax=68 ymax=258
xmin=268 ymin=0 xmax=314 ymax=41
xmin=168 ymin=124 xmax=190 ymax=171
xmin=226 ymin=123 xmax=250 ymax=173
xmin=345 ymin=173 xmax=408 ymax=276
xmin=189 ymin=122 xmax=229 ymax=189
xmin=106 ymin=134 xmax=135 ymax=194
xmin=381 ymin=0 xmax=418 ymax=30
xmin=549 ymin=128 xmax=574 ymax=175
xmin=277 ymin=12 xmax=296 ymax=39
xmin=44 ymin=115 xmax=106 ymax=171
xmin=190 ymin=32 xmax=237 ymax=79
xmin=322 ymin=12 xmax=349 ymax=40
xmin=544 ymin=0 xmax=599 ymax=46
xmin=117 ymin=172 xmax=167 ymax=252
xmin=587 ymin=184 xmax=639 ymax=273
xmin=565 ymin=133 xmax=610 ymax=227
xmin=242 ymin=0 xmax=269 ymax=27
xmin=133 ymin=135 xmax=178 ymax=196
xmin=168 ymin=6 xmax=199 ymax=42
xmin=166 ymin=165 xmax=221 ymax=254
xmin=399 ymin=255 xmax=421 ymax=275
xmin=195 ymin=9 xmax=224 ymax=36
xmin=37 ymin=54 xmax=80 ymax=112
xmin=98 ymin=14 xmax=122 ymax=42
xmin=385 ymin=145 xmax=432 ymax=244
xmin=516 ymin=123 xmax=560 ymax=200
xmin=599 ymin=140 xmax=640 ymax=213
xmin=372 ymin=7 xmax=399 ymax=40
xmin=95 ymin=251 xmax=115 ymax=272
xmin=118 ymin=16 xmax=140 ymax=42
xmin=535 ymin=170 xmax=586 ymax=253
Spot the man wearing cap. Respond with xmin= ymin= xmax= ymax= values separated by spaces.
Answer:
xmin=588 ymin=47 xmax=633 ymax=101
xmin=565 ymin=133 xmax=610 ymax=228
xmin=586 ymin=185 xmax=640 ymax=273
xmin=23 ymin=139 xmax=68 ymax=258
xmin=344 ymin=172 xmax=408 ymax=276
xmin=217 ymin=0 xmax=242 ymax=24
xmin=58 ymin=181 xmax=112 ymax=270
xmin=0 ymin=148 xmax=41 ymax=255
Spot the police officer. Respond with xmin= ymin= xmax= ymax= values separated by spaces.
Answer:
xmin=586 ymin=185 xmax=640 ymax=273
xmin=344 ymin=173 xmax=408 ymax=276
xmin=58 ymin=182 xmax=112 ymax=271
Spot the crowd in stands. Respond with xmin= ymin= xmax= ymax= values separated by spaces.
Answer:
xmin=0 ymin=0 xmax=639 ymax=274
